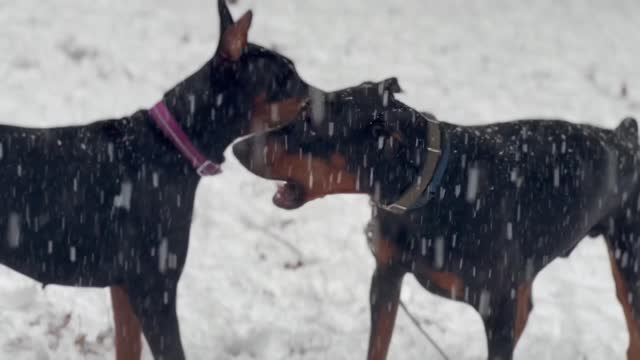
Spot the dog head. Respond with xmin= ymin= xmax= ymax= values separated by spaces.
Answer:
xmin=233 ymin=77 xmax=435 ymax=209
xmin=163 ymin=0 xmax=312 ymax=163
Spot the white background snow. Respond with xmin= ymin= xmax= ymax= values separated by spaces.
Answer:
xmin=1 ymin=0 xmax=639 ymax=359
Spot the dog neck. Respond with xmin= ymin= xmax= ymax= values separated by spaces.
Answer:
xmin=149 ymin=100 xmax=221 ymax=176
xmin=376 ymin=115 xmax=450 ymax=214
xmin=160 ymin=62 xmax=244 ymax=166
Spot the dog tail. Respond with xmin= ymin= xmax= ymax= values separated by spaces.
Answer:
xmin=614 ymin=117 xmax=638 ymax=143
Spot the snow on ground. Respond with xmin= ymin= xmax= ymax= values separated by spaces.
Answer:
xmin=1 ymin=0 xmax=639 ymax=359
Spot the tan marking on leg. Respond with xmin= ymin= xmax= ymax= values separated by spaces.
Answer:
xmin=368 ymin=302 xmax=399 ymax=360
xmin=514 ymin=282 xmax=532 ymax=346
xmin=367 ymin=267 xmax=403 ymax=360
xmin=369 ymin=236 xmax=400 ymax=265
xmin=111 ymin=286 xmax=142 ymax=360
xmin=608 ymin=249 xmax=640 ymax=360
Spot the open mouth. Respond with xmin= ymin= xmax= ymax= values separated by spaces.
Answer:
xmin=273 ymin=181 xmax=306 ymax=209
xmin=233 ymin=137 xmax=358 ymax=210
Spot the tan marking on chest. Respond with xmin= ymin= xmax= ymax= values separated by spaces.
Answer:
xmin=365 ymin=221 xmax=401 ymax=265
xmin=370 ymin=236 xmax=401 ymax=265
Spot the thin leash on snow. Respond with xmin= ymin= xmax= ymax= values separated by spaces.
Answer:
xmin=399 ymin=300 xmax=450 ymax=360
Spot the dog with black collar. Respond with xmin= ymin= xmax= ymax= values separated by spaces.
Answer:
xmin=232 ymin=77 xmax=640 ymax=360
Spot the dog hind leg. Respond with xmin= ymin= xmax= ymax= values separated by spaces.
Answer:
xmin=603 ymin=213 xmax=640 ymax=360
xmin=606 ymin=244 xmax=640 ymax=358
xmin=129 ymin=286 xmax=185 ymax=360
xmin=513 ymin=282 xmax=533 ymax=348
xmin=479 ymin=292 xmax=520 ymax=360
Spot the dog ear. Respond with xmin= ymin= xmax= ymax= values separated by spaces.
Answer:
xmin=218 ymin=0 xmax=235 ymax=32
xmin=219 ymin=10 xmax=253 ymax=61
xmin=381 ymin=77 xmax=403 ymax=94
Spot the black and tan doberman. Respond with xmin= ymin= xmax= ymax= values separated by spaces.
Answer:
xmin=233 ymin=78 xmax=640 ymax=359
xmin=0 ymin=1 xmax=312 ymax=359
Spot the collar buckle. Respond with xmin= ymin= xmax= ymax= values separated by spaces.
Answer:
xmin=197 ymin=160 xmax=222 ymax=176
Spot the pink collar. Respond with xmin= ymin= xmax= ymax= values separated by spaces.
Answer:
xmin=149 ymin=100 xmax=221 ymax=176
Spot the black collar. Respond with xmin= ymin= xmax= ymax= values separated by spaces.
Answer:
xmin=378 ymin=115 xmax=450 ymax=214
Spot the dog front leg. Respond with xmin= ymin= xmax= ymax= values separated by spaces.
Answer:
xmin=367 ymin=264 xmax=405 ymax=360
xmin=129 ymin=285 xmax=185 ymax=360
xmin=111 ymin=286 xmax=142 ymax=360
xmin=479 ymin=291 xmax=518 ymax=360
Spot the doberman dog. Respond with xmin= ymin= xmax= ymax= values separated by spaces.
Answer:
xmin=232 ymin=78 xmax=640 ymax=360
xmin=0 ymin=1 xmax=311 ymax=359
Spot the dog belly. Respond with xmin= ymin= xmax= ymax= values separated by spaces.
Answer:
xmin=397 ymin=176 xmax=613 ymax=289
xmin=2 ymin=253 xmax=115 ymax=288
xmin=0 ymin=125 xmax=194 ymax=290
xmin=0 ymin=215 xmax=120 ymax=287
xmin=0 ymin=192 xmax=140 ymax=287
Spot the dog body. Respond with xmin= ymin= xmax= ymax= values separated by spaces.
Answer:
xmin=1 ymin=1 xmax=310 ymax=359
xmin=365 ymin=118 xmax=639 ymax=359
xmin=1 ymin=116 xmax=199 ymax=359
xmin=0 ymin=118 xmax=194 ymax=287
xmin=367 ymin=118 xmax=638 ymax=295
xmin=233 ymin=80 xmax=640 ymax=359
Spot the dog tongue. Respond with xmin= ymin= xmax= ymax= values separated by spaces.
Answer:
xmin=273 ymin=182 xmax=305 ymax=209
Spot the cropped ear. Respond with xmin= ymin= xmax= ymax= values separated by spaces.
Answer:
xmin=379 ymin=77 xmax=403 ymax=94
xmin=218 ymin=0 xmax=235 ymax=32
xmin=219 ymin=10 xmax=253 ymax=61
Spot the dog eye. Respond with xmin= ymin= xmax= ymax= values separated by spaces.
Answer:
xmin=303 ymin=116 xmax=317 ymax=136
xmin=275 ymin=68 xmax=293 ymax=89
xmin=370 ymin=123 xmax=386 ymax=138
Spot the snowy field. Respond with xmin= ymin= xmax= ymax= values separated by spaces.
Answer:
xmin=1 ymin=0 xmax=640 ymax=359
